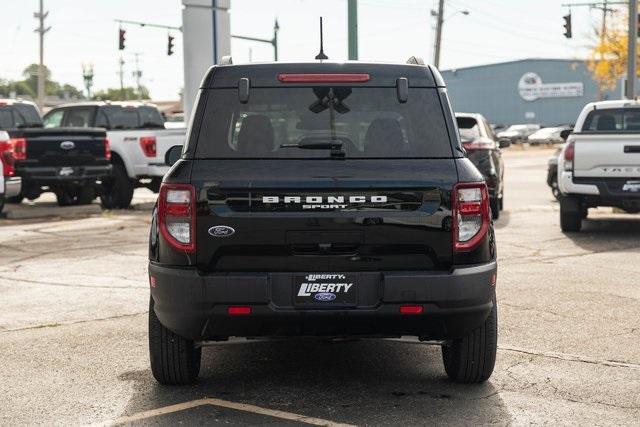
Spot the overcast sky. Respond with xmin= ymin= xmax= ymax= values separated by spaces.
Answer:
xmin=0 ymin=0 xmax=614 ymax=100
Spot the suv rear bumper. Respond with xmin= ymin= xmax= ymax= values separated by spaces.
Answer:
xmin=149 ymin=261 xmax=497 ymax=341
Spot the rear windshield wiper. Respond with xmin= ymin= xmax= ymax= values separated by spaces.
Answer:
xmin=280 ymin=140 xmax=346 ymax=157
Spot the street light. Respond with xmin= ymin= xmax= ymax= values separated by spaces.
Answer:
xmin=431 ymin=1 xmax=470 ymax=68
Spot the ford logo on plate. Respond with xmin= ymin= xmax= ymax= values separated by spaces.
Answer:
xmin=60 ymin=140 xmax=75 ymax=150
xmin=208 ymin=225 xmax=235 ymax=237
xmin=314 ymin=292 xmax=337 ymax=302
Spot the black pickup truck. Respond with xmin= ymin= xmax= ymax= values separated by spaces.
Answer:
xmin=0 ymin=99 xmax=111 ymax=206
xmin=148 ymin=59 xmax=498 ymax=385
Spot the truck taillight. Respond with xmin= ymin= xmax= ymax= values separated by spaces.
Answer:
xmin=563 ymin=141 xmax=575 ymax=171
xmin=104 ymin=138 xmax=111 ymax=160
xmin=158 ymin=183 xmax=196 ymax=252
xmin=0 ymin=137 xmax=26 ymax=176
xmin=139 ymin=136 xmax=157 ymax=157
xmin=10 ymin=138 xmax=27 ymax=160
xmin=452 ymin=182 xmax=490 ymax=251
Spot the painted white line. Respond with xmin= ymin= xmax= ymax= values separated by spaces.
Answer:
xmin=91 ymin=397 xmax=355 ymax=427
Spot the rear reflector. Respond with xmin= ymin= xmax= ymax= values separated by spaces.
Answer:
xmin=400 ymin=305 xmax=424 ymax=314
xmin=278 ymin=73 xmax=370 ymax=83
xmin=228 ymin=306 xmax=252 ymax=315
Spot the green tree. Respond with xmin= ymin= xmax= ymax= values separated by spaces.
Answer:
xmin=92 ymin=86 xmax=151 ymax=101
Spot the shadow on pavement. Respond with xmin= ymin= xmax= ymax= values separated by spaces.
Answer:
xmin=564 ymin=215 xmax=640 ymax=253
xmin=117 ymin=339 xmax=509 ymax=425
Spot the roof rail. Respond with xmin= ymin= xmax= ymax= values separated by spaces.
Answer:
xmin=220 ymin=55 xmax=233 ymax=65
xmin=406 ymin=56 xmax=425 ymax=65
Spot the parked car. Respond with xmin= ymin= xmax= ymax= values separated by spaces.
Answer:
xmin=0 ymin=130 xmax=22 ymax=213
xmin=43 ymin=101 xmax=187 ymax=208
xmin=497 ymin=123 xmax=541 ymax=144
xmin=558 ymin=100 xmax=640 ymax=231
xmin=148 ymin=59 xmax=499 ymax=385
xmin=528 ymin=126 xmax=572 ymax=145
xmin=456 ymin=112 xmax=509 ymax=219
xmin=0 ymin=99 xmax=110 ymax=206
xmin=546 ymin=146 xmax=563 ymax=200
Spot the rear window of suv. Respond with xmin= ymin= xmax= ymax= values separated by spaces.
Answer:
xmin=583 ymin=108 xmax=640 ymax=132
xmin=0 ymin=104 xmax=43 ymax=129
xmin=194 ymin=87 xmax=454 ymax=158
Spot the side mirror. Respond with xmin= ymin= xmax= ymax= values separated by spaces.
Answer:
xmin=560 ymin=129 xmax=572 ymax=141
xmin=498 ymin=138 xmax=511 ymax=149
xmin=164 ymin=145 xmax=182 ymax=166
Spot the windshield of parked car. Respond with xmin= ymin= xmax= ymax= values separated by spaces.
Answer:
xmin=194 ymin=87 xmax=454 ymax=159
xmin=456 ymin=117 xmax=482 ymax=141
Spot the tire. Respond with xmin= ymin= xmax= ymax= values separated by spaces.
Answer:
xmin=0 ymin=193 xmax=5 ymax=214
xmin=6 ymin=194 xmax=23 ymax=204
xmin=442 ymin=298 xmax=497 ymax=383
xmin=490 ymin=197 xmax=500 ymax=220
xmin=560 ymin=195 xmax=582 ymax=232
xmin=148 ymin=178 xmax=161 ymax=194
xmin=149 ymin=298 xmax=201 ymax=385
xmin=550 ymin=175 xmax=560 ymax=200
xmin=100 ymin=162 xmax=134 ymax=209
xmin=55 ymin=186 xmax=95 ymax=207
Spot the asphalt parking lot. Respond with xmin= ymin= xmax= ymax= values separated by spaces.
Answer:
xmin=1 ymin=148 xmax=639 ymax=425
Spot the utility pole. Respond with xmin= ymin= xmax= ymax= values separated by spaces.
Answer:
xmin=433 ymin=0 xmax=444 ymax=68
xmin=627 ymin=0 xmax=637 ymax=99
xmin=132 ymin=53 xmax=142 ymax=100
xmin=34 ymin=0 xmax=50 ymax=111
xmin=118 ymin=56 xmax=125 ymax=99
xmin=348 ymin=0 xmax=358 ymax=60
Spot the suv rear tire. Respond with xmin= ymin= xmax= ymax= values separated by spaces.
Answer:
xmin=442 ymin=298 xmax=497 ymax=383
xmin=490 ymin=197 xmax=500 ymax=220
xmin=149 ymin=298 xmax=201 ymax=385
xmin=100 ymin=163 xmax=134 ymax=209
xmin=560 ymin=195 xmax=582 ymax=232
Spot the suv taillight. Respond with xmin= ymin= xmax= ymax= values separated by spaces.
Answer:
xmin=158 ymin=183 xmax=196 ymax=252
xmin=139 ymin=136 xmax=157 ymax=157
xmin=452 ymin=182 xmax=490 ymax=251
xmin=104 ymin=138 xmax=111 ymax=160
xmin=563 ymin=141 xmax=575 ymax=171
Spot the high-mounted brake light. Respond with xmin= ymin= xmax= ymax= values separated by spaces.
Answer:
xmin=462 ymin=139 xmax=496 ymax=151
xmin=139 ymin=136 xmax=156 ymax=157
xmin=452 ymin=182 xmax=490 ymax=252
xmin=278 ymin=73 xmax=370 ymax=83
xmin=158 ymin=183 xmax=196 ymax=252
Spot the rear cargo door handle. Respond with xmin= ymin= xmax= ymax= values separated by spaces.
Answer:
xmin=624 ymin=145 xmax=640 ymax=153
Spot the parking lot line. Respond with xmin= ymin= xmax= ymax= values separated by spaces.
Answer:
xmin=92 ymin=397 xmax=356 ymax=426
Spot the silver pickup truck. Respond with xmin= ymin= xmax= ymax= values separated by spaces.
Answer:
xmin=558 ymin=100 xmax=640 ymax=231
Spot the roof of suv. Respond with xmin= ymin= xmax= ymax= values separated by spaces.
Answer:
xmin=52 ymin=101 xmax=159 ymax=109
xmin=202 ymin=61 xmax=446 ymax=89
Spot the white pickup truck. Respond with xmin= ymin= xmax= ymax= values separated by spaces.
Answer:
xmin=558 ymin=100 xmax=640 ymax=231
xmin=43 ymin=101 xmax=186 ymax=208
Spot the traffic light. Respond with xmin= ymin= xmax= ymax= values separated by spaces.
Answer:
xmin=118 ymin=28 xmax=126 ymax=50
xmin=563 ymin=13 xmax=572 ymax=39
xmin=167 ymin=34 xmax=175 ymax=56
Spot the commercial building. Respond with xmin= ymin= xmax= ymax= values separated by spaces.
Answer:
xmin=440 ymin=58 xmax=621 ymax=126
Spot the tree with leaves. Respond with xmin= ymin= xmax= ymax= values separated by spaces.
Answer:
xmin=92 ymin=86 xmax=151 ymax=101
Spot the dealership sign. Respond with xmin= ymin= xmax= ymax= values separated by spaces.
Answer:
xmin=518 ymin=72 xmax=583 ymax=101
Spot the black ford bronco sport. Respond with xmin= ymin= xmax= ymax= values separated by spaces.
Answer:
xmin=148 ymin=58 xmax=498 ymax=385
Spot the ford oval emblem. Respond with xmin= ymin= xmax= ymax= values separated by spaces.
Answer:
xmin=314 ymin=292 xmax=337 ymax=302
xmin=208 ymin=225 xmax=235 ymax=237
xmin=60 ymin=140 xmax=76 ymax=150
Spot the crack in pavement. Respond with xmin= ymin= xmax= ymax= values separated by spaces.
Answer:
xmin=0 ymin=274 xmax=146 ymax=290
xmin=0 ymin=311 xmax=147 ymax=334
xmin=499 ymin=344 xmax=640 ymax=370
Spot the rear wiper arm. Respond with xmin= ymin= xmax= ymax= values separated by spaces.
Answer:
xmin=280 ymin=141 xmax=345 ymax=158
xmin=280 ymin=141 xmax=343 ymax=150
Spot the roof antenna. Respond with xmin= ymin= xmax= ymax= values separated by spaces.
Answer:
xmin=315 ymin=17 xmax=329 ymax=60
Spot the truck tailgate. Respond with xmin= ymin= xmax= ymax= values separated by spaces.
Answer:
xmin=574 ymin=134 xmax=640 ymax=178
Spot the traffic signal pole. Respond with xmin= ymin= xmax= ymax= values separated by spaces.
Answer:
xmin=348 ymin=0 xmax=358 ymax=60
xmin=628 ymin=0 xmax=638 ymax=99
